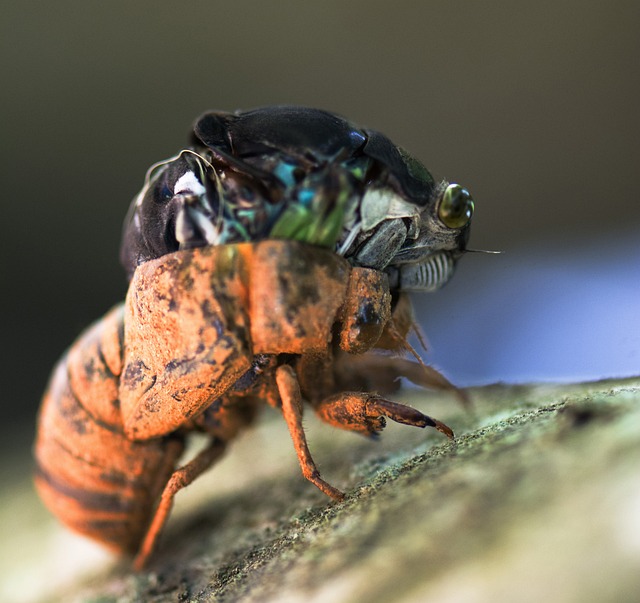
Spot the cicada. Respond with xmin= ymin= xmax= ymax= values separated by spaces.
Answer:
xmin=34 ymin=106 xmax=474 ymax=568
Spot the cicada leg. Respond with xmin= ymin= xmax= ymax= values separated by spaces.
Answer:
xmin=275 ymin=365 xmax=345 ymax=501
xmin=133 ymin=438 xmax=226 ymax=570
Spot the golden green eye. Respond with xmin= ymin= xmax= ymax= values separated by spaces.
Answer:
xmin=438 ymin=184 xmax=474 ymax=229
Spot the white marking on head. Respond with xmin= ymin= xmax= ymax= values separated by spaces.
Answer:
xmin=174 ymin=171 xmax=206 ymax=197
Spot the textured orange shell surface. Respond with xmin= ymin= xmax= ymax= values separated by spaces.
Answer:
xmin=119 ymin=241 xmax=351 ymax=440
xmin=34 ymin=306 xmax=180 ymax=553
xmin=247 ymin=241 xmax=350 ymax=354
xmin=339 ymin=267 xmax=391 ymax=354
xmin=120 ymin=245 xmax=253 ymax=440
xmin=66 ymin=305 xmax=125 ymax=428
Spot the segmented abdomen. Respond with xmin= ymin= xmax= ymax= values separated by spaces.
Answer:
xmin=34 ymin=305 xmax=183 ymax=553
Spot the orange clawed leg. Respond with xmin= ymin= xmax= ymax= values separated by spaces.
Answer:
xmin=276 ymin=365 xmax=346 ymax=501
xmin=133 ymin=439 xmax=226 ymax=570
xmin=314 ymin=391 xmax=455 ymax=439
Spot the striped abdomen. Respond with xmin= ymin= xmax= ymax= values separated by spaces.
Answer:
xmin=34 ymin=305 xmax=184 ymax=553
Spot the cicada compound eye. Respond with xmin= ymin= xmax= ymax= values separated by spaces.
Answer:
xmin=438 ymin=184 xmax=474 ymax=229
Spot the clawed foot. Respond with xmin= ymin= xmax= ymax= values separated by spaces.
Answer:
xmin=365 ymin=396 xmax=454 ymax=438
xmin=315 ymin=392 xmax=454 ymax=439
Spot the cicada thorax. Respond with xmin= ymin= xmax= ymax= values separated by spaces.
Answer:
xmin=33 ymin=305 xmax=184 ymax=554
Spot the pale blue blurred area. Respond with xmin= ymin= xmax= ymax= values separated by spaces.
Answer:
xmin=415 ymin=231 xmax=640 ymax=385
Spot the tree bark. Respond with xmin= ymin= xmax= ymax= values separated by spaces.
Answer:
xmin=6 ymin=377 xmax=640 ymax=603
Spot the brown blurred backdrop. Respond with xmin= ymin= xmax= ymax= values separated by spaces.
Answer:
xmin=1 ymin=1 xmax=638 ymax=453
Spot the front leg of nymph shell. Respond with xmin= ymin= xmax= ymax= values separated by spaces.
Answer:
xmin=314 ymin=391 xmax=454 ymax=439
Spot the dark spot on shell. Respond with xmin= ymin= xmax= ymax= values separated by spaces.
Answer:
xmin=123 ymin=359 xmax=151 ymax=386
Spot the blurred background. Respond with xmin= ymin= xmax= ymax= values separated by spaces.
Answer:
xmin=1 ymin=1 xmax=638 ymax=452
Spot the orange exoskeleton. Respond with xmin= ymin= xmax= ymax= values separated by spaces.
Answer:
xmin=34 ymin=107 xmax=475 ymax=569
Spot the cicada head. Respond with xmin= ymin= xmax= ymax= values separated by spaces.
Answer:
xmin=382 ymin=181 xmax=474 ymax=292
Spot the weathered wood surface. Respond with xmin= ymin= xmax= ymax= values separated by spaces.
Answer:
xmin=2 ymin=377 xmax=639 ymax=603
